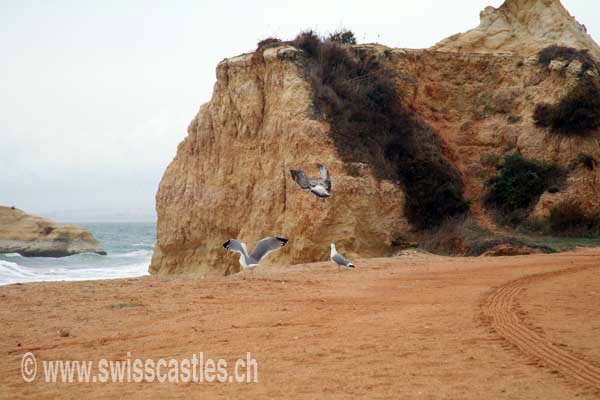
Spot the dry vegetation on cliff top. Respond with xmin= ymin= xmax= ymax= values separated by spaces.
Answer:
xmin=537 ymin=45 xmax=599 ymax=75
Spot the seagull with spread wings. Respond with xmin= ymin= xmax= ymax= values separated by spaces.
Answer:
xmin=223 ymin=237 xmax=288 ymax=278
xmin=290 ymin=163 xmax=332 ymax=198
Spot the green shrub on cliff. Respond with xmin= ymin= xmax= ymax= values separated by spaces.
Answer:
xmin=327 ymin=29 xmax=357 ymax=45
xmin=484 ymin=153 xmax=561 ymax=225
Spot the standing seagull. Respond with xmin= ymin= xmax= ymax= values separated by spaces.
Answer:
xmin=290 ymin=163 xmax=332 ymax=198
xmin=223 ymin=237 xmax=288 ymax=278
xmin=330 ymin=243 xmax=355 ymax=272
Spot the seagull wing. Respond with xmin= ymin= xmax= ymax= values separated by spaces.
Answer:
xmin=317 ymin=163 xmax=331 ymax=192
xmin=332 ymin=252 xmax=351 ymax=267
xmin=250 ymin=237 xmax=288 ymax=262
xmin=290 ymin=169 xmax=311 ymax=189
xmin=223 ymin=239 xmax=249 ymax=259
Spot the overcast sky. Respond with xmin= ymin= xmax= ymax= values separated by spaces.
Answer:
xmin=1 ymin=1 xmax=598 ymax=221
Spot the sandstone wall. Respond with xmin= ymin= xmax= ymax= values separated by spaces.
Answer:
xmin=378 ymin=48 xmax=600 ymax=223
xmin=151 ymin=0 xmax=600 ymax=275
xmin=149 ymin=47 xmax=408 ymax=276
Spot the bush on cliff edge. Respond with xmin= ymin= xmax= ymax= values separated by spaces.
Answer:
xmin=327 ymin=29 xmax=357 ymax=45
xmin=537 ymin=45 xmax=598 ymax=74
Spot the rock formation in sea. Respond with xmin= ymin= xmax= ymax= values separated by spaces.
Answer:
xmin=0 ymin=206 xmax=106 ymax=257
xmin=150 ymin=0 xmax=600 ymax=275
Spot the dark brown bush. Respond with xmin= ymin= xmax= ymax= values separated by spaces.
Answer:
xmin=537 ymin=45 xmax=598 ymax=74
xmin=532 ymin=103 xmax=553 ymax=127
xmin=549 ymin=202 xmax=600 ymax=237
xmin=533 ymin=78 xmax=600 ymax=134
xmin=547 ymin=186 xmax=559 ymax=194
xmin=291 ymin=30 xmax=321 ymax=58
xmin=576 ymin=153 xmax=597 ymax=170
xmin=256 ymin=37 xmax=283 ymax=52
xmin=419 ymin=216 xmax=469 ymax=256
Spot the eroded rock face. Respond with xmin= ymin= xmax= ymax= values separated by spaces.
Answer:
xmin=151 ymin=1 xmax=600 ymax=275
xmin=380 ymin=49 xmax=600 ymax=226
xmin=433 ymin=0 xmax=600 ymax=59
xmin=0 ymin=206 xmax=106 ymax=257
xmin=149 ymin=47 xmax=408 ymax=276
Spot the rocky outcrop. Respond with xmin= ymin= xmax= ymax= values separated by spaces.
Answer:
xmin=433 ymin=0 xmax=600 ymax=60
xmin=151 ymin=1 xmax=600 ymax=275
xmin=150 ymin=47 xmax=408 ymax=276
xmin=0 ymin=206 xmax=106 ymax=257
xmin=382 ymin=48 xmax=600 ymax=226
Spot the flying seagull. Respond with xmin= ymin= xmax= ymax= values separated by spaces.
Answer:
xmin=223 ymin=237 xmax=288 ymax=277
xmin=330 ymin=243 xmax=355 ymax=272
xmin=290 ymin=163 xmax=332 ymax=198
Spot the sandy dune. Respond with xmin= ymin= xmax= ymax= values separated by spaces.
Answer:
xmin=1 ymin=249 xmax=600 ymax=399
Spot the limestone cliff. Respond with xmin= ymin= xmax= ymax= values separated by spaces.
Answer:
xmin=151 ymin=1 xmax=600 ymax=275
xmin=433 ymin=0 xmax=600 ymax=59
xmin=150 ymin=47 xmax=408 ymax=276
xmin=0 ymin=206 xmax=106 ymax=257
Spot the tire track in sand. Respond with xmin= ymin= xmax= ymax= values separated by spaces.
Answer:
xmin=481 ymin=265 xmax=600 ymax=392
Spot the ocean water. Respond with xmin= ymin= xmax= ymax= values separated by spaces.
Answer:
xmin=0 ymin=222 xmax=155 ymax=286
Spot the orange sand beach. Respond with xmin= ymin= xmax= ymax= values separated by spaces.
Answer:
xmin=1 ymin=248 xmax=600 ymax=399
